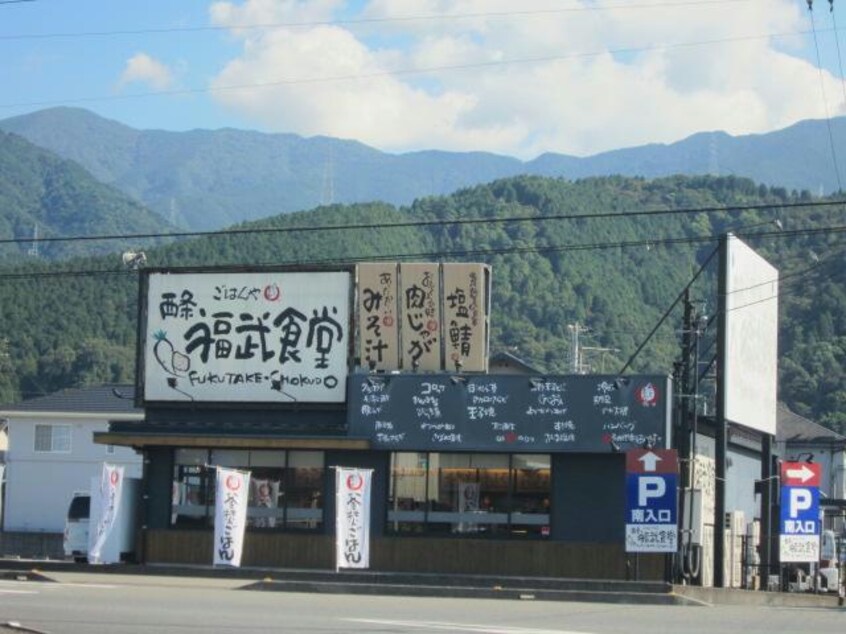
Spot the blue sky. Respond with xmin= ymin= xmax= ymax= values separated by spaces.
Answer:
xmin=1 ymin=0 xmax=845 ymax=158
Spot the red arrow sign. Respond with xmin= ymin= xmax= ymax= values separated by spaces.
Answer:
xmin=626 ymin=449 xmax=678 ymax=474
xmin=780 ymin=461 xmax=821 ymax=487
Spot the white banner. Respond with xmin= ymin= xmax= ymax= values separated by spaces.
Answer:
xmin=214 ymin=467 xmax=251 ymax=567
xmin=88 ymin=463 xmax=125 ymax=564
xmin=335 ymin=467 xmax=372 ymax=570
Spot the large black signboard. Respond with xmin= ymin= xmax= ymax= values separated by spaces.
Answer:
xmin=348 ymin=374 xmax=672 ymax=453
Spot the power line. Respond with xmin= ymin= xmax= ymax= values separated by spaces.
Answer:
xmin=808 ymin=0 xmax=845 ymax=192
xmin=0 ymin=25 xmax=835 ymax=111
xmin=0 ymin=0 xmax=757 ymax=41
xmin=0 ymin=198 xmax=842 ymax=247
xmin=2 ymin=223 xmax=845 ymax=282
xmin=828 ymin=0 xmax=846 ymax=117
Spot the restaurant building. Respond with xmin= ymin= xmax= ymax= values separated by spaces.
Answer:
xmin=98 ymin=263 xmax=673 ymax=579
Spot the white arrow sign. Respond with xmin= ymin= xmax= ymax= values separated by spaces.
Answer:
xmin=638 ymin=451 xmax=662 ymax=472
xmin=786 ymin=465 xmax=815 ymax=483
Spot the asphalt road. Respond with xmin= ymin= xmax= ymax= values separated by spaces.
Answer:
xmin=0 ymin=572 xmax=844 ymax=634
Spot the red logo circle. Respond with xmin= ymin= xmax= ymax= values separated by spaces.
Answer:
xmin=226 ymin=474 xmax=241 ymax=491
xmin=636 ymin=383 xmax=659 ymax=407
xmin=109 ymin=471 xmax=120 ymax=485
xmin=426 ymin=319 xmax=438 ymax=332
xmin=263 ymin=284 xmax=281 ymax=301
xmin=382 ymin=315 xmax=394 ymax=327
xmin=346 ymin=473 xmax=364 ymax=491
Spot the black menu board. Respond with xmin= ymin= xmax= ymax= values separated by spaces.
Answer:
xmin=348 ymin=374 xmax=671 ymax=453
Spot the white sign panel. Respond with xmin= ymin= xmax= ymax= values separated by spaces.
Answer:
xmin=214 ymin=467 xmax=250 ymax=567
xmin=143 ymin=271 xmax=351 ymax=403
xmin=335 ymin=467 xmax=372 ymax=569
xmin=723 ymin=235 xmax=779 ymax=435
xmin=88 ymin=463 xmax=124 ymax=564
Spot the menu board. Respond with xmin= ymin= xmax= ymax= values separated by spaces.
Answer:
xmin=348 ymin=374 xmax=671 ymax=453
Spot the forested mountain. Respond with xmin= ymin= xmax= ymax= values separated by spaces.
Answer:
xmin=2 ymin=108 xmax=844 ymax=233
xmin=0 ymin=131 xmax=175 ymax=260
xmin=0 ymin=175 xmax=842 ymax=433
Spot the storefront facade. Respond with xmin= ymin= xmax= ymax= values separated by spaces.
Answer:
xmin=97 ymin=264 xmax=674 ymax=579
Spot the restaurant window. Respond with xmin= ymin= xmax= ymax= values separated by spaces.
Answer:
xmin=387 ymin=452 xmax=550 ymax=537
xmin=170 ymin=449 xmax=325 ymax=530
xmin=172 ymin=448 xmax=210 ymax=527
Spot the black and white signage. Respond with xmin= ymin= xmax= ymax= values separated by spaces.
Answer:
xmin=348 ymin=374 xmax=671 ymax=453
xmin=141 ymin=270 xmax=351 ymax=403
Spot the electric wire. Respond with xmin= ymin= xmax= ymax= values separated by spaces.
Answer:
xmin=2 ymin=223 xmax=846 ymax=282
xmin=0 ymin=0 xmax=760 ymax=41
xmin=829 ymin=0 xmax=846 ymax=112
xmin=0 ymin=25 xmax=835 ymax=111
xmin=0 ymin=198 xmax=842 ymax=247
xmin=808 ymin=0 xmax=845 ymax=192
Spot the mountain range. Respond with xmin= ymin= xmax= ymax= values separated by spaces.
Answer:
xmin=0 ymin=130 xmax=174 ymax=260
xmin=1 ymin=107 xmax=844 ymax=232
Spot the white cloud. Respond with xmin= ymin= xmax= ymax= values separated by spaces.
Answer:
xmin=117 ymin=53 xmax=176 ymax=91
xmin=207 ymin=0 xmax=846 ymax=157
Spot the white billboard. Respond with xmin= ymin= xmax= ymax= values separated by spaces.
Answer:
xmin=722 ymin=235 xmax=779 ymax=435
xmin=142 ymin=271 xmax=351 ymax=403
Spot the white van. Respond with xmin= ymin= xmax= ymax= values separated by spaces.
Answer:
xmin=62 ymin=494 xmax=90 ymax=563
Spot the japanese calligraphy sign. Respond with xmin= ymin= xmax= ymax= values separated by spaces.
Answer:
xmin=625 ymin=449 xmax=678 ymax=553
xmin=442 ymin=263 xmax=488 ymax=373
xmin=141 ymin=270 xmax=351 ymax=403
xmin=350 ymin=374 xmax=671 ymax=452
xmin=214 ymin=467 xmax=250 ymax=567
xmin=88 ymin=463 xmax=125 ymax=564
xmin=335 ymin=467 xmax=372 ymax=570
xmin=358 ymin=263 xmax=399 ymax=371
xmin=400 ymin=263 xmax=442 ymax=372
xmin=779 ymin=461 xmax=821 ymax=563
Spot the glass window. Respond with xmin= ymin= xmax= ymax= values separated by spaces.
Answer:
xmin=172 ymin=449 xmax=210 ymax=527
xmin=170 ymin=449 xmax=324 ymax=532
xmin=387 ymin=453 xmax=428 ymax=532
xmin=431 ymin=453 xmax=510 ymax=535
xmin=387 ymin=452 xmax=551 ymax=538
xmin=34 ymin=424 xmax=71 ymax=453
xmin=245 ymin=451 xmax=285 ymax=529
xmin=510 ymin=454 xmax=551 ymax=537
xmin=286 ymin=451 xmax=324 ymax=530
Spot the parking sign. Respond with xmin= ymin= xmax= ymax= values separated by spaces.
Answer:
xmin=779 ymin=461 xmax=821 ymax=563
xmin=625 ymin=449 xmax=678 ymax=553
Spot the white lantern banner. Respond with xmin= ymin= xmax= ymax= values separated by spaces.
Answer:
xmin=335 ymin=467 xmax=372 ymax=570
xmin=213 ymin=467 xmax=251 ymax=567
xmin=88 ymin=463 xmax=125 ymax=564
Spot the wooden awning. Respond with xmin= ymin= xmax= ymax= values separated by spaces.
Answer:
xmin=94 ymin=432 xmax=370 ymax=451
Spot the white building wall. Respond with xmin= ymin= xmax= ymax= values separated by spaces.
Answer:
xmin=4 ymin=416 xmax=141 ymax=533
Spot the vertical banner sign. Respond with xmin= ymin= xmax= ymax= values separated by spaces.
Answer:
xmin=779 ymin=461 xmax=821 ymax=563
xmin=442 ymin=264 xmax=489 ymax=373
xmin=88 ymin=463 xmax=125 ymax=564
xmin=335 ymin=467 xmax=372 ymax=570
xmin=214 ymin=467 xmax=251 ymax=567
xmin=399 ymin=263 xmax=442 ymax=372
xmin=625 ymin=449 xmax=679 ymax=553
xmin=357 ymin=263 xmax=400 ymax=371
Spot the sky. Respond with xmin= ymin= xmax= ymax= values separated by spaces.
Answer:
xmin=1 ymin=0 xmax=846 ymax=159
